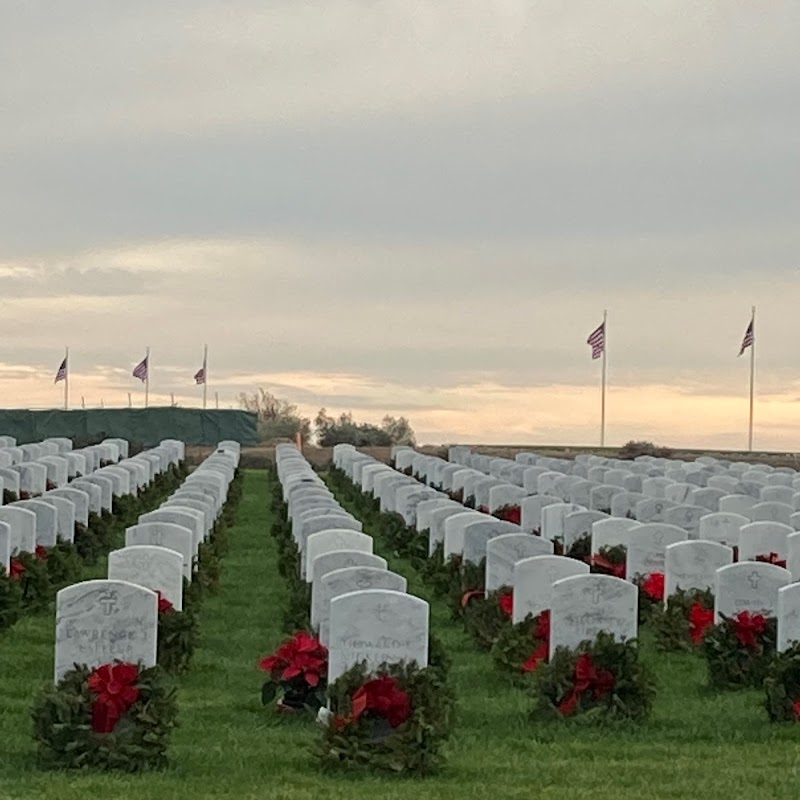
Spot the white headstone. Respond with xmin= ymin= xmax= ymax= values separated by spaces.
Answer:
xmin=777 ymin=583 xmax=800 ymax=652
xmin=714 ymin=562 xmax=792 ymax=622
xmin=549 ymin=574 xmax=638 ymax=657
xmin=304 ymin=529 xmax=374 ymax=581
xmin=327 ymin=590 xmax=429 ymax=682
xmin=486 ymin=533 xmax=554 ymax=592
xmin=738 ymin=521 xmax=792 ymax=562
xmin=108 ymin=546 xmax=184 ymax=611
xmin=626 ymin=523 xmax=687 ymax=580
xmin=664 ymin=540 xmax=734 ymax=597
xmin=313 ymin=567 xmax=407 ymax=645
xmin=54 ymin=580 xmax=158 ymax=683
xmin=512 ymin=554 xmax=589 ymax=624
xmin=125 ymin=523 xmax=196 ymax=580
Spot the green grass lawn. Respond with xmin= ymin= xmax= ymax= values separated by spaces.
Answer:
xmin=2 ymin=469 xmax=799 ymax=799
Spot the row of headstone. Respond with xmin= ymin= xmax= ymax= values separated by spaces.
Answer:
xmin=0 ymin=436 xmax=133 ymax=500
xmin=1 ymin=438 xmax=187 ymax=577
xmin=342 ymin=446 xmax=800 ymax=664
xmin=53 ymin=440 xmax=238 ymax=682
xmin=341 ymin=446 xmax=640 ymax=658
xmin=278 ymin=444 xmax=428 ymax=682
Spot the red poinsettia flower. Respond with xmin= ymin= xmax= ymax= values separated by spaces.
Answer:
xmin=351 ymin=675 xmax=412 ymax=728
xmin=156 ymin=591 xmax=174 ymax=615
xmin=642 ymin=572 xmax=665 ymax=602
xmin=732 ymin=610 xmax=768 ymax=651
xmin=259 ymin=631 xmax=328 ymax=688
xmin=35 ymin=545 xmax=48 ymax=561
xmin=755 ymin=552 xmax=787 ymax=569
xmin=87 ymin=662 xmax=141 ymax=733
xmin=689 ymin=602 xmax=714 ymax=645
xmin=498 ymin=591 xmax=513 ymax=618
xmin=9 ymin=558 xmax=25 ymax=581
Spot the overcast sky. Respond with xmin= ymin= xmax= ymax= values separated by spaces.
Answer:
xmin=1 ymin=2 xmax=799 ymax=448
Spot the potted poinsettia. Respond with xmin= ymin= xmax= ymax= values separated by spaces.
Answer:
xmin=259 ymin=631 xmax=328 ymax=713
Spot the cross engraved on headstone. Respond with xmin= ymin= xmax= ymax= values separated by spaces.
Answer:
xmin=591 ymin=585 xmax=604 ymax=605
xmin=747 ymin=571 xmax=761 ymax=590
xmin=99 ymin=590 xmax=119 ymax=616
xmin=375 ymin=603 xmax=390 ymax=622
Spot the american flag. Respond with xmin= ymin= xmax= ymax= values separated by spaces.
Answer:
xmin=132 ymin=356 xmax=149 ymax=381
xmin=587 ymin=322 xmax=605 ymax=360
xmin=738 ymin=319 xmax=754 ymax=357
xmin=194 ymin=366 xmax=206 ymax=385
xmin=54 ymin=357 xmax=68 ymax=384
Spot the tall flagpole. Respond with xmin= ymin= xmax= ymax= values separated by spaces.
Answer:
xmin=64 ymin=346 xmax=69 ymax=411
xmin=748 ymin=306 xmax=756 ymax=452
xmin=145 ymin=346 xmax=150 ymax=408
xmin=203 ymin=344 xmax=208 ymax=410
xmin=601 ymin=309 xmax=608 ymax=447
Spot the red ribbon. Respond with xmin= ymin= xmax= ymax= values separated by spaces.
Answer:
xmin=755 ymin=552 xmax=787 ymax=569
xmin=558 ymin=654 xmax=615 ymax=716
xmin=461 ymin=590 xmax=486 ymax=608
xmin=592 ymin=555 xmax=626 ymax=578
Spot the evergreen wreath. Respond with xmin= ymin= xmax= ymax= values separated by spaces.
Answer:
xmin=492 ymin=609 xmax=550 ymax=676
xmin=764 ymin=644 xmax=800 ymax=722
xmin=318 ymin=659 xmax=454 ymax=775
xmin=463 ymin=586 xmax=512 ymax=651
xmin=534 ymin=632 xmax=655 ymax=722
xmin=32 ymin=662 xmax=177 ymax=771
xmin=703 ymin=611 xmax=777 ymax=689
xmin=0 ymin=565 xmax=23 ymax=631
xmin=652 ymin=588 xmax=714 ymax=652
xmin=156 ymin=593 xmax=198 ymax=674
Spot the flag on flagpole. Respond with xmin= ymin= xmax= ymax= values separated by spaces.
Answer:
xmin=54 ymin=357 xmax=68 ymax=384
xmin=587 ymin=322 xmax=606 ymax=360
xmin=194 ymin=366 xmax=206 ymax=385
xmin=132 ymin=356 xmax=149 ymax=381
xmin=738 ymin=319 xmax=754 ymax=357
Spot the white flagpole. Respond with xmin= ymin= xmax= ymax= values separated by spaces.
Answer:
xmin=64 ymin=346 xmax=69 ymax=411
xmin=601 ymin=309 xmax=608 ymax=447
xmin=203 ymin=343 xmax=208 ymax=410
xmin=748 ymin=306 xmax=756 ymax=452
xmin=145 ymin=346 xmax=150 ymax=408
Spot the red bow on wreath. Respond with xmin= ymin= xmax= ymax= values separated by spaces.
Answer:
xmin=755 ymin=552 xmax=787 ymax=569
xmin=689 ymin=602 xmax=714 ymax=645
xmin=9 ymin=558 xmax=26 ymax=581
xmin=732 ymin=611 xmax=767 ymax=651
xmin=558 ymin=654 xmax=616 ymax=716
xmin=592 ymin=555 xmax=626 ymax=579
xmin=642 ymin=572 xmax=665 ymax=602
xmin=156 ymin=591 xmax=174 ymax=615
xmin=87 ymin=662 xmax=141 ymax=733
xmin=35 ymin=545 xmax=48 ymax=561
xmin=351 ymin=675 xmax=412 ymax=728
xmin=498 ymin=591 xmax=513 ymax=618
xmin=522 ymin=610 xmax=551 ymax=673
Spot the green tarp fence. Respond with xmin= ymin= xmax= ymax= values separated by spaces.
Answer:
xmin=0 ymin=408 xmax=258 ymax=448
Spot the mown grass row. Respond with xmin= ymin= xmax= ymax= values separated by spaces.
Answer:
xmin=2 ymin=469 xmax=799 ymax=800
